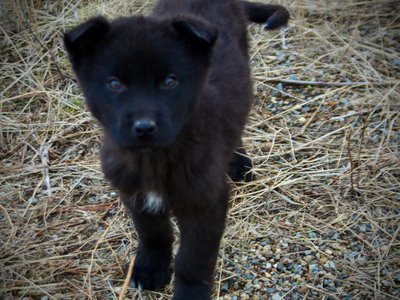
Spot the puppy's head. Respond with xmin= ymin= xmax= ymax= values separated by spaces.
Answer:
xmin=64 ymin=15 xmax=217 ymax=150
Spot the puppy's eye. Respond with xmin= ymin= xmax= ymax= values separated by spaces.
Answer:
xmin=106 ymin=77 xmax=125 ymax=92
xmin=160 ymin=74 xmax=179 ymax=90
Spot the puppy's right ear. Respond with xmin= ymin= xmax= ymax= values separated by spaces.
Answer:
xmin=170 ymin=17 xmax=218 ymax=54
xmin=64 ymin=16 xmax=110 ymax=64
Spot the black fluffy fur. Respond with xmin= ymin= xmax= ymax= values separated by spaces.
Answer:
xmin=64 ymin=1 xmax=289 ymax=299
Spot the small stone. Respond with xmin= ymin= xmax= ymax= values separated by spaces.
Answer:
xmin=324 ymin=260 xmax=336 ymax=271
xmin=275 ymin=248 xmax=282 ymax=258
xmin=266 ymin=288 xmax=276 ymax=294
xmin=358 ymin=225 xmax=367 ymax=232
xmin=281 ymin=242 xmax=289 ymax=249
xmin=304 ymin=256 xmax=313 ymax=263
xmin=292 ymin=292 xmax=302 ymax=300
xmin=340 ymin=98 xmax=349 ymax=106
xmin=265 ymin=55 xmax=277 ymax=61
xmin=297 ymin=117 xmax=307 ymax=124
xmin=277 ymin=262 xmax=285 ymax=271
xmin=29 ymin=197 xmax=39 ymax=205
xmin=356 ymin=256 xmax=367 ymax=266
xmin=294 ymin=232 xmax=303 ymax=238
xmin=265 ymin=262 xmax=272 ymax=270
xmin=293 ymin=264 xmax=303 ymax=274
xmin=244 ymin=282 xmax=253 ymax=290
xmin=309 ymin=264 xmax=320 ymax=274
xmin=382 ymin=280 xmax=393 ymax=287
xmin=319 ymin=257 xmax=328 ymax=265
xmin=299 ymin=286 xmax=308 ymax=294
xmin=271 ymin=294 xmax=282 ymax=300
xmin=240 ymin=293 xmax=250 ymax=300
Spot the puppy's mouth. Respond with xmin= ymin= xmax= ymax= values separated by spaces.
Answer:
xmin=128 ymin=144 xmax=154 ymax=153
xmin=123 ymin=140 xmax=169 ymax=154
xmin=109 ymin=128 xmax=174 ymax=152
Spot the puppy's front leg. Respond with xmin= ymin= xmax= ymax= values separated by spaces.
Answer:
xmin=121 ymin=193 xmax=173 ymax=291
xmin=173 ymin=190 xmax=229 ymax=300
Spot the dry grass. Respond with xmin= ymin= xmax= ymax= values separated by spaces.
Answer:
xmin=1 ymin=0 xmax=399 ymax=299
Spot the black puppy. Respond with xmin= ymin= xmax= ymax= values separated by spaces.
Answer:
xmin=64 ymin=1 xmax=288 ymax=299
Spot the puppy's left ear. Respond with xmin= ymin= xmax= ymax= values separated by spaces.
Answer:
xmin=171 ymin=16 xmax=218 ymax=52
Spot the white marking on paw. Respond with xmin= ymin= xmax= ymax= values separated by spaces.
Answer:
xmin=142 ymin=192 xmax=163 ymax=214
xmin=280 ymin=27 xmax=288 ymax=49
xmin=138 ymin=283 xmax=143 ymax=292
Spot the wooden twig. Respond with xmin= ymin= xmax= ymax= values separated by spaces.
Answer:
xmin=256 ymin=77 xmax=400 ymax=87
xmin=119 ymin=256 xmax=135 ymax=300
xmin=347 ymin=129 xmax=355 ymax=195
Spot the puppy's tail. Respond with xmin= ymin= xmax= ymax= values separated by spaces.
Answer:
xmin=239 ymin=1 xmax=289 ymax=30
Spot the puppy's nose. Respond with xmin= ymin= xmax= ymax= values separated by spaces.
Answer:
xmin=133 ymin=119 xmax=157 ymax=137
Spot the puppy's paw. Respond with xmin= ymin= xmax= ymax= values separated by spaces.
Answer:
xmin=263 ymin=10 xmax=290 ymax=30
xmin=126 ymin=248 xmax=172 ymax=291
xmin=173 ymin=281 xmax=211 ymax=300
xmin=228 ymin=150 xmax=254 ymax=182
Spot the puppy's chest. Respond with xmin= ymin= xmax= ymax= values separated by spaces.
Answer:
xmin=140 ymin=191 xmax=164 ymax=214
xmin=102 ymin=147 xmax=198 ymax=211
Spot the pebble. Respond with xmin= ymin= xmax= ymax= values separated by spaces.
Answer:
xmin=324 ymin=260 xmax=336 ymax=271
xmin=298 ymin=117 xmax=307 ymax=124
xmin=382 ymin=280 xmax=393 ymax=287
xmin=271 ymin=294 xmax=282 ymax=300
xmin=304 ymin=255 xmax=313 ymax=263
xmin=281 ymin=242 xmax=289 ymax=249
xmin=308 ymin=231 xmax=318 ymax=239
xmin=240 ymin=293 xmax=250 ymax=300
xmin=266 ymin=288 xmax=276 ymax=294
xmin=293 ymin=264 xmax=303 ymax=274
xmin=309 ymin=264 xmax=320 ymax=274
xmin=356 ymin=256 xmax=367 ymax=266
xmin=29 ymin=196 xmax=39 ymax=205
xmin=276 ymin=83 xmax=284 ymax=91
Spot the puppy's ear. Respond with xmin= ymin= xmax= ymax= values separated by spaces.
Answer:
xmin=171 ymin=17 xmax=218 ymax=52
xmin=64 ymin=16 xmax=110 ymax=64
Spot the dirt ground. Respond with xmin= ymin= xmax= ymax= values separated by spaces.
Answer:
xmin=1 ymin=0 xmax=399 ymax=299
